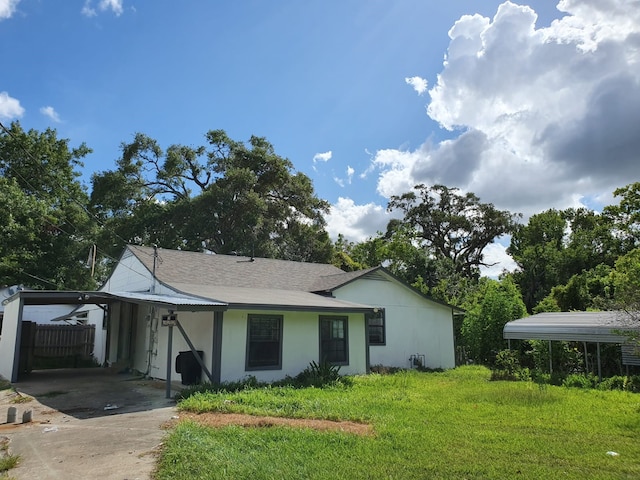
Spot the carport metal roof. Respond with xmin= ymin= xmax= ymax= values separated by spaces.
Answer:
xmin=2 ymin=290 xmax=227 ymax=311
xmin=503 ymin=311 xmax=639 ymax=343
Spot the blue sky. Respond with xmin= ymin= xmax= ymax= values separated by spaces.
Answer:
xmin=2 ymin=0 xmax=639 ymax=276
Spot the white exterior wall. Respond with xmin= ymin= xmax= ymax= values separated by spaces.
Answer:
xmin=219 ymin=310 xmax=367 ymax=384
xmin=334 ymin=278 xmax=455 ymax=369
xmin=138 ymin=308 xmax=367 ymax=384
xmin=101 ymin=251 xmax=153 ymax=293
xmin=147 ymin=309 xmax=215 ymax=381
xmin=82 ymin=305 xmax=107 ymax=364
xmin=19 ymin=305 xmax=74 ymax=324
xmin=0 ymin=298 xmax=21 ymax=381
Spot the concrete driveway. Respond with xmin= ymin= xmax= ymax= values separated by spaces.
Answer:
xmin=0 ymin=368 xmax=183 ymax=480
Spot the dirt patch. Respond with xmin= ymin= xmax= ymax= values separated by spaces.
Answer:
xmin=175 ymin=412 xmax=374 ymax=436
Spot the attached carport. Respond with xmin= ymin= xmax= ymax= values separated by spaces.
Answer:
xmin=0 ymin=290 xmax=227 ymax=397
xmin=504 ymin=311 xmax=640 ymax=379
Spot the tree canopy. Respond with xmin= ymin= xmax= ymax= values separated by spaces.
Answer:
xmin=90 ymin=130 xmax=333 ymax=264
xmin=0 ymin=122 xmax=96 ymax=289
xmin=388 ymin=184 xmax=519 ymax=280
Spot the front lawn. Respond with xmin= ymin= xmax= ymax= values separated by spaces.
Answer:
xmin=156 ymin=366 xmax=640 ymax=479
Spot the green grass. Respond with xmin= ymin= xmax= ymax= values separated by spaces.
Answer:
xmin=156 ymin=366 xmax=640 ymax=479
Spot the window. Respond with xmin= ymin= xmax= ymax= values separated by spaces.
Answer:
xmin=367 ymin=309 xmax=386 ymax=345
xmin=246 ymin=314 xmax=283 ymax=370
xmin=319 ymin=316 xmax=348 ymax=365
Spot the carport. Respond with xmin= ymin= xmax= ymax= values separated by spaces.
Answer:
xmin=0 ymin=290 xmax=227 ymax=397
xmin=504 ymin=311 xmax=640 ymax=379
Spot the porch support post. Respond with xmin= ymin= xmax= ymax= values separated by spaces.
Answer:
xmin=11 ymin=298 xmax=25 ymax=383
xmin=364 ymin=313 xmax=370 ymax=374
xmin=597 ymin=342 xmax=602 ymax=382
xmin=175 ymin=319 xmax=214 ymax=383
xmin=211 ymin=311 xmax=223 ymax=385
xmin=165 ymin=324 xmax=173 ymax=399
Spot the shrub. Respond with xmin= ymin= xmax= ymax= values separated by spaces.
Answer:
xmin=563 ymin=373 xmax=598 ymax=389
xmin=370 ymin=365 xmax=405 ymax=375
xmin=597 ymin=375 xmax=640 ymax=393
xmin=490 ymin=350 xmax=531 ymax=381
xmin=293 ymin=361 xmax=347 ymax=388
xmin=598 ymin=376 xmax=626 ymax=391
xmin=175 ymin=376 xmax=263 ymax=400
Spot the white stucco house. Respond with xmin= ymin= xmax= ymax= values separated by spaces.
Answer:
xmin=1 ymin=245 xmax=460 ymax=385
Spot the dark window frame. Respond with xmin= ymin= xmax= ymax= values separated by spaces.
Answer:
xmin=366 ymin=309 xmax=386 ymax=345
xmin=245 ymin=314 xmax=283 ymax=371
xmin=319 ymin=315 xmax=349 ymax=366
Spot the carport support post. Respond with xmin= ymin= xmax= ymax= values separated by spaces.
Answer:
xmin=166 ymin=324 xmax=173 ymax=399
xmin=10 ymin=298 xmax=26 ymax=383
xmin=548 ymin=340 xmax=553 ymax=374
xmin=597 ymin=342 xmax=602 ymax=382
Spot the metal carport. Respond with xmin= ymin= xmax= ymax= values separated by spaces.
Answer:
xmin=0 ymin=290 xmax=227 ymax=397
xmin=503 ymin=311 xmax=640 ymax=379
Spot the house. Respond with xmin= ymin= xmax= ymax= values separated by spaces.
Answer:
xmin=1 ymin=245 xmax=460 ymax=385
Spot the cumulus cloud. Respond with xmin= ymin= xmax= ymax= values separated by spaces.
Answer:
xmin=326 ymin=0 xmax=640 ymax=276
xmin=0 ymin=0 xmax=19 ymax=20
xmin=325 ymin=198 xmax=393 ymax=242
xmin=405 ymin=76 xmax=428 ymax=95
xmin=82 ymin=0 xmax=124 ymax=17
xmin=376 ymin=0 xmax=640 ymax=219
xmin=40 ymin=106 xmax=61 ymax=123
xmin=0 ymin=91 xmax=24 ymax=120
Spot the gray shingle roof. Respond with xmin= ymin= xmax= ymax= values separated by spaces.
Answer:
xmin=127 ymin=245 xmax=348 ymax=292
xmin=307 ymin=267 xmax=383 ymax=293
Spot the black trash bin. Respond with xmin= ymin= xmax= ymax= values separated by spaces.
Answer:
xmin=175 ymin=350 xmax=204 ymax=385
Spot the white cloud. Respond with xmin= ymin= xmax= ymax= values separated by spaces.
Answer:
xmin=313 ymin=151 xmax=332 ymax=163
xmin=0 ymin=0 xmax=19 ymax=20
xmin=367 ymin=0 xmax=640 ymax=222
xmin=0 ymin=91 xmax=24 ymax=120
xmin=82 ymin=0 xmax=124 ymax=17
xmin=333 ymin=165 xmax=356 ymax=188
xmin=405 ymin=76 xmax=428 ymax=95
xmin=325 ymin=198 xmax=392 ymax=242
xmin=40 ymin=106 xmax=61 ymax=123
xmin=326 ymin=0 xmax=640 ymax=272
xmin=479 ymin=240 xmax=518 ymax=278
xmin=346 ymin=166 xmax=354 ymax=183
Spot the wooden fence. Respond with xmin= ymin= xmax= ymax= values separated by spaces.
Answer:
xmin=33 ymin=324 xmax=95 ymax=358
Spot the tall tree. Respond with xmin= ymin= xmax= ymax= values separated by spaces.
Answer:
xmin=388 ymin=184 xmax=519 ymax=279
xmin=0 ymin=121 xmax=96 ymax=289
xmin=460 ymin=276 xmax=527 ymax=365
xmin=508 ymin=209 xmax=570 ymax=312
xmin=90 ymin=130 xmax=332 ymax=262
xmin=603 ymin=182 xmax=640 ymax=252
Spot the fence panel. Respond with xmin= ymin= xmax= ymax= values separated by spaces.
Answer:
xmin=33 ymin=324 xmax=95 ymax=358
